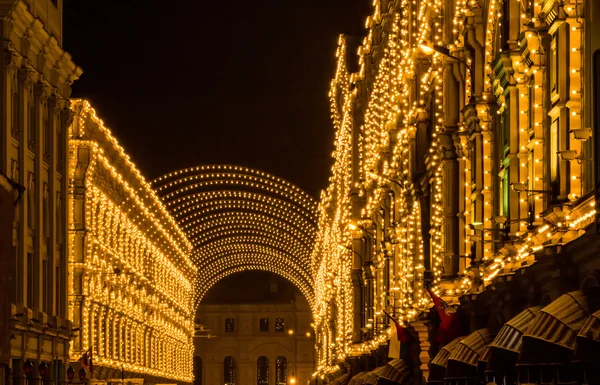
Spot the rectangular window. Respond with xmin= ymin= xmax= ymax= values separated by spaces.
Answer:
xmin=12 ymin=91 xmax=19 ymax=139
xmin=225 ymin=318 xmax=234 ymax=333
xmin=28 ymin=102 xmax=35 ymax=151
xmin=27 ymin=252 xmax=34 ymax=307
xmin=43 ymin=117 xmax=51 ymax=163
xmin=55 ymin=264 xmax=60 ymax=315
xmin=550 ymin=119 xmax=559 ymax=184
xmin=57 ymin=126 xmax=63 ymax=173
xmin=42 ymin=258 xmax=47 ymax=312
xmin=259 ymin=318 xmax=269 ymax=332
xmin=501 ymin=169 xmax=510 ymax=218
xmin=502 ymin=102 xmax=510 ymax=155
xmin=43 ymin=184 xmax=49 ymax=238
xmin=275 ymin=318 xmax=285 ymax=332
xmin=550 ymin=35 xmax=558 ymax=98
xmin=27 ymin=174 xmax=34 ymax=229
xmin=56 ymin=191 xmax=63 ymax=244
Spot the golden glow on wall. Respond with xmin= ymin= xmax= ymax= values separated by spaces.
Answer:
xmin=68 ymin=100 xmax=194 ymax=382
xmin=311 ymin=0 xmax=593 ymax=375
xmin=152 ymin=165 xmax=319 ymax=308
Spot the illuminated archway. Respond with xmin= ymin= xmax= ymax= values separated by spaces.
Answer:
xmin=152 ymin=165 xmax=318 ymax=308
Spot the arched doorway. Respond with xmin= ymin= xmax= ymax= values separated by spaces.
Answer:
xmin=257 ymin=356 xmax=269 ymax=385
xmin=224 ymin=356 xmax=236 ymax=385
xmin=275 ymin=356 xmax=287 ymax=385
xmin=193 ymin=356 xmax=202 ymax=385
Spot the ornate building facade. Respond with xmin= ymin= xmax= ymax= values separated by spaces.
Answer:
xmin=68 ymin=100 xmax=195 ymax=384
xmin=194 ymin=273 xmax=315 ymax=385
xmin=312 ymin=0 xmax=600 ymax=383
xmin=0 ymin=1 xmax=81 ymax=384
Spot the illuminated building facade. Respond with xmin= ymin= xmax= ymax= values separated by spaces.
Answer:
xmin=313 ymin=0 xmax=600 ymax=383
xmin=194 ymin=273 xmax=314 ymax=385
xmin=68 ymin=100 xmax=195 ymax=384
xmin=0 ymin=0 xmax=81 ymax=383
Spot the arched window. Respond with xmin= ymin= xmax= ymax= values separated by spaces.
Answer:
xmin=257 ymin=356 xmax=269 ymax=385
xmin=224 ymin=356 xmax=236 ymax=385
xmin=193 ymin=356 xmax=202 ymax=385
xmin=276 ymin=356 xmax=287 ymax=385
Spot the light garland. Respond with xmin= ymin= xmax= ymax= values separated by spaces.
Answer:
xmin=311 ymin=0 xmax=593 ymax=375
xmin=151 ymin=165 xmax=319 ymax=308
xmin=68 ymin=100 xmax=194 ymax=382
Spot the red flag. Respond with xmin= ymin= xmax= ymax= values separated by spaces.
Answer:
xmin=382 ymin=310 xmax=410 ymax=343
xmin=382 ymin=310 xmax=411 ymax=358
xmin=79 ymin=347 xmax=93 ymax=373
xmin=426 ymin=288 xmax=460 ymax=344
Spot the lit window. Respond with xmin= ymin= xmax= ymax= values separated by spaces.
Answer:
xmin=257 ymin=356 xmax=269 ymax=385
xmin=276 ymin=356 xmax=287 ymax=385
xmin=225 ymin=318 xmax=234 ymax=333
xmin=275 ymin=318 xmax=285 ymax=332
xmin=550 ymin=35 xmax=558 ymax=97
xmin=550 ymin=119 xmax=559 ymax=185
xmin=224 ymin=356 xmax=236 ymax=385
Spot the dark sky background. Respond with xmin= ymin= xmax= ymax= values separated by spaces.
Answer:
xmin=62 ymin=0 xmax=371 ymax=198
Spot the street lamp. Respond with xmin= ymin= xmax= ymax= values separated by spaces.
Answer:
xmin=23 ymin=360 xmax=33 ymax=377
xmin=419 ymin=41 xmax=471 ymax=71
xmin=39 ymin=362 xmax=48 ymax=381
xmin=510 ymin=182 xmax=552 ymax=194
xmin=66 ymin=367 xmax=75 ymax=383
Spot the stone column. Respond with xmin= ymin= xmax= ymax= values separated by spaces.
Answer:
xmin=411 ymin=321 xmax=431 ymax=383
xmin=440 ymin=60 xmax=462 ymax=279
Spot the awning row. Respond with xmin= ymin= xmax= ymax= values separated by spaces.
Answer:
xmin=428 ymin=290 xmax=600 ymax=384
xmin=342 ymin=358 xmax=411 ymax=385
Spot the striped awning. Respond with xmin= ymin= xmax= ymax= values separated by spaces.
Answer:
xmin=519 ymin=291 xmax=595 ymax=364
xmin=381 ymin=359 xmax=410 ymax=384
xmin=487 ymin=307 xmax=541 ymax=371
xmin=427 ymin=337 xmax=463 ymax=384
xmin=445 ymin=328 xmax=495 ymax=379
xmin=348 ymin=371 xmax=369 ymax=385
xmin=330 ymin=372 xmax=351 ymax=385
xmin=362 ymin=366 xmax=386 ymax=384
xmin=347 ymin=360 xmax=411 ymax=385
xmin=574 ymin=309 xmax=600 ymax=362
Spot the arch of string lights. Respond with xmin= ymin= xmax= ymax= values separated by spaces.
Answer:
xmin=152 ymin=165 xmax=319 ymax=308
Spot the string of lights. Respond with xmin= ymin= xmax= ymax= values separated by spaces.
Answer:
xmin=68 ymin=100 xmax=194 ymax=382
xmin=152 ymin=165 xmax=319 ymax=308
xmin=311 ymin=0 xmax=593 ymax=375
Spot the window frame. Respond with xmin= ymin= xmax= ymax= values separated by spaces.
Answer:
xmin=225 ymin=318 xmax=235 ymax=333
xmin=259 ymin=318 xmax=269 ymax=332
xmin=274 ymin=318 xmax=285 ymax=333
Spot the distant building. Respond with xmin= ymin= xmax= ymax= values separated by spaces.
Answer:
xmin=195 ymin=272 xmax=315 ymax=385
xmin=68 ymin=100 xmax=195 ymax=384
xmin=0 ymin=1 xmax=81 ymax=384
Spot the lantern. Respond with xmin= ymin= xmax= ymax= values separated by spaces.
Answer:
xmin=38 ymin=362 xmax=48 ymax=379
xmin=23 ymin=360 xmax=33 ymax=376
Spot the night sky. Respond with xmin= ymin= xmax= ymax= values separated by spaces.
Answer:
xmin=63 ymin=0 xmax=371 ymax=198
